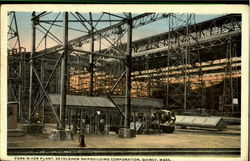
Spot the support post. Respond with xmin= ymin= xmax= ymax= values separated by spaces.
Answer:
xmin=28 ymin=12 xmax=36 ymax=121
xmin=125 ymin=12 xmax=132 ymax=129
xmin=166 ymin=14 xmax=172 ymax=107
xmin=18 ymin=50 xmax=23 ymax=120
xmin=59 ymin=12 xmax=68 ymax=130
xmin=183 ymin=14 xmax=190 ymax=111
xmin=118 ymin=13 xmax=135 ymax=138
xmin=41 ymin=59 xmax=45 ymax=126
xmin=15 ymin=11 xmax=23 ymax=120
xmin=50 ymin=12 xmax=73 ymax=141
xmin=89 ymin=12 xmax=94 ymax=96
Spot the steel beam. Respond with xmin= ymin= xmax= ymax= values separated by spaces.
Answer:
xmin=13 ymin=12 xmax=21 ymax=53
xmin=39 ymin=20 xmax=122 ymax=23
xmin=166 ymin=14 xmax=172 ymax=107
xmin=30 ymin=54 xmax=63 ymax=118
xmin=183 ymin=14 xmax=189 ymax=111
xmin=124 ymin=13 xmax=132 ymax=129
xmin=38 ymin=13 xmax=166 ymax=53
xmin=73 ymin=49 xmax=125 ymax=60
xmin=109 ymin=71 xmax=126 ymax=94
xmin=93 ymin=72 xmax=125 ymax=118
xmin=18 ymin=52 xmax=23 ymax=120
xmin=41 ymin=59 xmax=45 ymax=126
xmin=89 ymin=12 xmax=94 ymax=96
xmin=31 ymin=63 xmax=62 ymax=127
xmin=59 ymin=12 xmax=68 ymax=130
xmin=28 ymin=12 xmax=36 ymax=121
xmin=31 ymin=48 xmax=64 ymax=59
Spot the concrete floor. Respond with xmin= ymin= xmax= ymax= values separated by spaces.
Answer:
xmin=7 ymin=125 xmax=240 ymax=148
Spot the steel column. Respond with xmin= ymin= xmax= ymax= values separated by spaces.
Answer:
xmin=184 ymin=14 xmax=191 ymax=111
xmin=15 ymin=12 xmax=23 ymax=120
xmin=89 ymin=12 xmax=94 ymax=96
xmin=124 ymin=13 xmax=132 ymax=129
xmin=29 ymin=12 xmax=36 ymax=121
xmin=18 ymin=51 xmax=23 ymax=120
xmin=41 ymin=59 xmax=45 ymax=126
xmin=166 ymin=14 xmax=172 ymax=107
xmin=13 ymin=12 xmax=21 ymax=53
xmin=59 ymin=12 xmax=68 ymax=130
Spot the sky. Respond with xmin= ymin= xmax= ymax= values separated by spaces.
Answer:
xmin=8 ymin=12 xmax=224 ymax=52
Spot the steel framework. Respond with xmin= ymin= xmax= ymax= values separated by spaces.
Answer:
xmin=130 ymin=14 xmax=241 ymax=114
xmin=23 ymin=12 xmax=173 ymax=131
xmin=7 ymin=12 xmax=241 ymax=131
xmin=7 ymin=12 xmax=27 ymax=120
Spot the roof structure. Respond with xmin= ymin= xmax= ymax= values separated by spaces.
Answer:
xmin=46 ymin=94 xmax=163 ymax=109
xmin=112 ymin=97 xmax=163 ymax=108
xmin=47 ymin=94 xmax=116 ymax=108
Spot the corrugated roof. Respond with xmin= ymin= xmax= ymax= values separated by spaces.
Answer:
xmin=48 ymin=94 xmax=116 ymax=108
xmin=112 ymin=96 xmax=163 ymax=108
xmin=46 ymin=94 xmax=163 ymax=109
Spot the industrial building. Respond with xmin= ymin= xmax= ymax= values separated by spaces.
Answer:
xmin=6 ymin=11 xmax=241 ymax=156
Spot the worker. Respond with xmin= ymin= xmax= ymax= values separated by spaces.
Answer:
xmin=79 ymin=119 xmax=86 ymax=147
xmin=72 ymin=116 xmax=77 ymax=134
xmin=99 ymin=118 xmax=105 ymax=134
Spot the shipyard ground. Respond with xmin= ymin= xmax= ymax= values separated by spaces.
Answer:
xmin=7 ymin=124 xmax=240 ymax=149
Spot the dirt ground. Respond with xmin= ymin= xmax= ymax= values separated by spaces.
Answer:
xmin=7 ymin=125 xmax=240 ymax=148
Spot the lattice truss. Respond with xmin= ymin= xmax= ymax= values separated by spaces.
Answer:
xmin=31 ymin=12 xmax=171 ymax=95
xmin=7 ymin=12 xmax=28 ymax=105
xmin=8 ymin=12 xmax=21 ymax=101
xmin=131 ymin=14 xmax=241 ymax=111
xmin=7 ymin=12 xmax=242 ymax=123
xmin=17 ymin=12 xmax=172 ymax=124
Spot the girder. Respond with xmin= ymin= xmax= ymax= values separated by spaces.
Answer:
xmin=7 ymin=12 xmax=242 ymax=126
xmin=36 ymin=13 xmax=170 ymax=54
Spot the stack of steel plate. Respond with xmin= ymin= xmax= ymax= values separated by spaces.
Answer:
xmin=176 ymin=115 xmax=227 ymax=130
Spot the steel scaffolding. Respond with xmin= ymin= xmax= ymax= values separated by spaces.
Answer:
xmin=25 ymin=12 xmax=171 ymax=131
xmin=7 ymin=11 xmax=27 ymax=120
xmin=7 ymin=12 xmax=242 ymax=130
xmin=131 ymin=14 xmax=241 ymax=113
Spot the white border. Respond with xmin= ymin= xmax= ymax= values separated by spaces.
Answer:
xmin=0 ymin=4 xmax=249 ymax=161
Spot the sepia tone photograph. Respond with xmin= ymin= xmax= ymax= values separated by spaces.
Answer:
xmin=1 ymin=4 xmax=249 ymax=161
